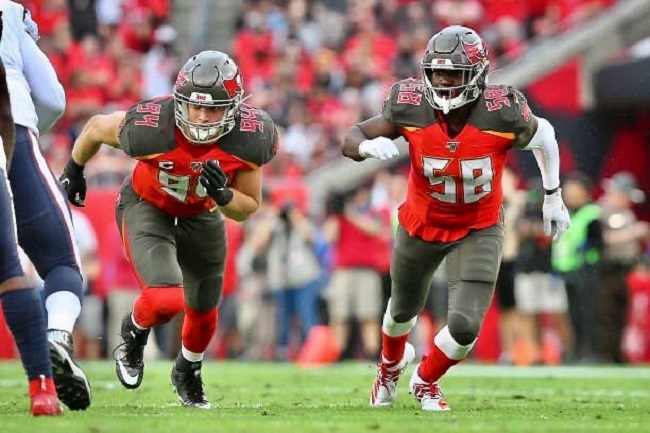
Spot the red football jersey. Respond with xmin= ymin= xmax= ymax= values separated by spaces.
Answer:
xmin=119 ymin=97 xmax=278 ymax=218
xmin=383 ymin=80 xmax=532 ymax=242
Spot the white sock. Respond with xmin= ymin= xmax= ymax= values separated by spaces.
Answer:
xmin=434 ymin=326 xmax=476 ymax=360
xmin=382 ymin=299 xmax=417 ymax=337
xmin=182 ymin=344 xmax=204 ymax=362
xmin=45 ymin=291 xmax=81 ymax=333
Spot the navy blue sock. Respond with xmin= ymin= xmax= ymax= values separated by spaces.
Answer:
xmin=43 ymin=266 xmax=84 ymax=301
xmin=1 ymin=288 xmax=52 ymax=381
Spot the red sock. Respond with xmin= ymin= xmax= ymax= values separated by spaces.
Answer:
xmin=182 ymin=307 xmax=218 ymax=353
xmin=417 ymin=343 xmax=460 ymax=383
xmin=29 ymin=375 xmax=57 ymax=397
xmin=381 ymin=330 xmax=410 ymax=365
xmin=133 ymin=286 xmax=184 ymax=328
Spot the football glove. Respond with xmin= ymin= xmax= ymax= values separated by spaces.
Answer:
xmin=59 ymin=159 xmax=86 ymax=207
xmin=542 ymin=189 xmax=571 ymax=241
xmin=199 ymin=160 xmax=234 ymax=207
xmin=358 ymin=137 xmax=399 ymax=160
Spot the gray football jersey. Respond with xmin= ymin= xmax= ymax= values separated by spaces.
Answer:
xmin=119 ymin=97 xmax=278 ymax=167
xmin=382 ymin=78 xmax=533 ymax=135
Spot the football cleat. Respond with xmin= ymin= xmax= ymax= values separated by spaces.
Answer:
xmin=408 ymin=367 xmax=451 ymax=411
xmin=29 ymin=375 xmax=64 ymax=416
xmin=171 ymin=361 xmax=211 ymax=409
xmin=370 ymin=342 xmax=416 ymax=407
xmin=113 ymin=313 xmax=150 ymax=389
xmin=47 ymin=329 xmax=91 ymax=410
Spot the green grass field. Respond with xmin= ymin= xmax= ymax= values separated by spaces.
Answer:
xmin=1 ymin=361 xmax=649 ymax=432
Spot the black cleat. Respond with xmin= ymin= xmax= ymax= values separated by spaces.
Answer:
xmin=47 ymin=329 xmax=91 ymax=411
xmin=171 ymin=361 xmax=211 ymax=409
xmin=113 ymin=313 xmax=150 ymax=389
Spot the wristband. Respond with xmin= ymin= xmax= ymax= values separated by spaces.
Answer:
xmin=215 ymin=188 xmax=234 ymax=207
xmin=65 ymin=158 xmax=85 ymax=175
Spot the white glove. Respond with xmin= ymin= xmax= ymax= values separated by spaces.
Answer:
xmin=23 ymin=8 xmax=40 ymax=42
xmin=542 ymin=189 xmax=571 ymax=241
xmin=358 ymin=137 xmax=399 ymax=160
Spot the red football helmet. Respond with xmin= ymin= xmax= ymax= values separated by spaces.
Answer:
xmin=420 ymin=26 xmax=489 ymax=113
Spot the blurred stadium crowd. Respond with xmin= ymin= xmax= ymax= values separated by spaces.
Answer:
xmin=4 ymin=0 xmax=649 ymax=366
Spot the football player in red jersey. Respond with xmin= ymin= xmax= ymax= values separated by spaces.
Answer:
xmin=59 ymin=51 xmax=278 ymax=408
xmin=342 ymin=26 xmax=571 ymax=411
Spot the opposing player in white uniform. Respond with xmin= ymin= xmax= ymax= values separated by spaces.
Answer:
xmin=0 ymin=10 xmax=63 ymax=416
xmin=0 ymin=0 xmax=90 ymax=410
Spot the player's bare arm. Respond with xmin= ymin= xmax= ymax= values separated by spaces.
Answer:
xmin=342 ymin=115 xmax=401 ymax=161
xmin=217 ymin=167 xmax=262 ymax=222
xmin=60 ymin=111 xmax=126 ymax=207
xmin=71 ymin=111 xmax=126 ymax=165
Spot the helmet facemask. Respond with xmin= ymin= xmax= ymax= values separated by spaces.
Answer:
xmin=174 ymin=94 xmax=242 ymax=144
xmin=172 ymin=51 xmax=245 ymax=145
xmin=421 ymin=60 xmax=487 ymax=114
xmin=420 ymin=26 xmax=489 ymax=114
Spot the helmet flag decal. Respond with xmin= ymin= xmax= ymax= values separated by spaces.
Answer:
xmin=223 ymin=74 xmax=243 ymax=99
xmin=175 ymin=70 xmax=189 ymax=88
xmin=461 ymin=40 xmax=487 ymax=65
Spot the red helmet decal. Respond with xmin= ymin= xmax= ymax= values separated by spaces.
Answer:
xmin=223 ymin=73 xmax=243 ymax=99
xmin=462 ymin=40 xmax=487 ymax=65
xmin=174 ymin=70 xmax=189 ymax=88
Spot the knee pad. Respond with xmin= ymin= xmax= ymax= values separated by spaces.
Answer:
xmin=382 ymin=298 xmax=417 ymax=336
xmin=388 ymin=297 xmax=422 ymax=324
xmin=184 ymin=276 xmax=222 ymax=312
xmin=447 ymin=312 xmax=480 ymax=346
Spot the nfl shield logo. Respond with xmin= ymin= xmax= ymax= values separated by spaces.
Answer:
xmin=447 ymin=141 xmax=460 ymax=152
xmin=190 ymin=162 xmax=202 ymax=172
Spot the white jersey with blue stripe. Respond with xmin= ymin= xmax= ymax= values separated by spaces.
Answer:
xmin=0 ymin=0 xmax=65 ymax=136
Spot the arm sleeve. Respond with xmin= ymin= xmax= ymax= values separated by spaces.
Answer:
xmin=20 ymin=36 xmax=66 ymax=134
xmin=521 ymin=117 xmax=561 ymax=190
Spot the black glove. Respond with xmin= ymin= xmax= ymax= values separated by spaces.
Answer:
xmin=199 ymin=160 xmax=234 ymax=207
xmin=59 ymin=159 xmax=86 ymax=207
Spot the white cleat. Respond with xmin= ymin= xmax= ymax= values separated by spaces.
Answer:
xmin=408 ymin=367 xmax=451 ymax=411
xmin=370 ymin=342 xmax=416 ymax=407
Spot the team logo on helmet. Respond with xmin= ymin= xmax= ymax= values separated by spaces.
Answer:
xmin=174 ymin=70 xmax=189 ymax=89
xmin=461 ymin=40 xmax=487 ymax=65
xmin=223 ymin=73 xmax=243 ymax=99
